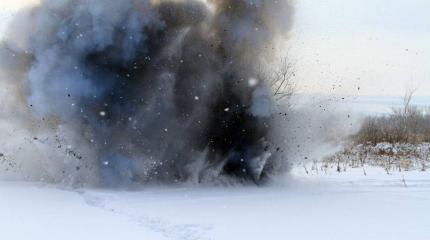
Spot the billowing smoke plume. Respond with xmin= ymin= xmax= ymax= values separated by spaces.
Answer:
xmin=0 ymin=0 xmax=294 ymax=186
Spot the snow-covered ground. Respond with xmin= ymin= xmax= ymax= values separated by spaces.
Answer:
xmin=1 ymin=167 xmax=429 ymax=240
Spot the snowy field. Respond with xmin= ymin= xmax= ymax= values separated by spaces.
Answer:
xmin=1 ymin=166 xmax=429 ymax=240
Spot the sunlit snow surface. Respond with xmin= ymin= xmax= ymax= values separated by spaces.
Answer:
xmin=1 ymin=167 xmax=429 ymax=240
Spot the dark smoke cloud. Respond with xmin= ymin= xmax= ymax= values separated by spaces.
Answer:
xmin=0 ymin=0 xmax=294 ymax=186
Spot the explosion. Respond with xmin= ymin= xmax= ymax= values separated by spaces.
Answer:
xmin=0 ymin=0 xmax=294 ymax=186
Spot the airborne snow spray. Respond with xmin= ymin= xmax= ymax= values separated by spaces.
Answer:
xmin=0 ymin=0 xmax=294 ymax=186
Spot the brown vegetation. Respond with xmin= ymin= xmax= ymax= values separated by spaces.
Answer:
xmin=353 ymin=89 xmax=430 ymax=145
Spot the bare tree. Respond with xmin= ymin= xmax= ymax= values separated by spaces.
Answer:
xmin=271 ymin=54 xmax=296 ymax=101
xmin=391 ymin=87 xmax=416 ymax=117
xmin=258 ymin=51 xmax=297 ymax=103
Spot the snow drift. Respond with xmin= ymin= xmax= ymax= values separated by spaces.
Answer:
xmin=0 ymin=0 xmax=294 ymax=186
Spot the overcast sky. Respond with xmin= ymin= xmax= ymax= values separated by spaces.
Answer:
xmin=291 ymin=0 xmax=430 ymax=97
xmin=0 ymin=0 xmax=429 ymax=97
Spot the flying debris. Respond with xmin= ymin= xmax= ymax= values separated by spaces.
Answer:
xmin=0 ymin=0 xmax=294 ymax=186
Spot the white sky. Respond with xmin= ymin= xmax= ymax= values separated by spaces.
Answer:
xmin=0 ymin=0 xmax=429 ymax=97
xmin=291 ymin=0 xmax=430 ymax=97
xmin=0 ymin=0 xmax=39 ymax=11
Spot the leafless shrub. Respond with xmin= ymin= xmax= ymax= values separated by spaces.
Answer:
xmin=353 ymin=89 xmax=430 ymax=145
